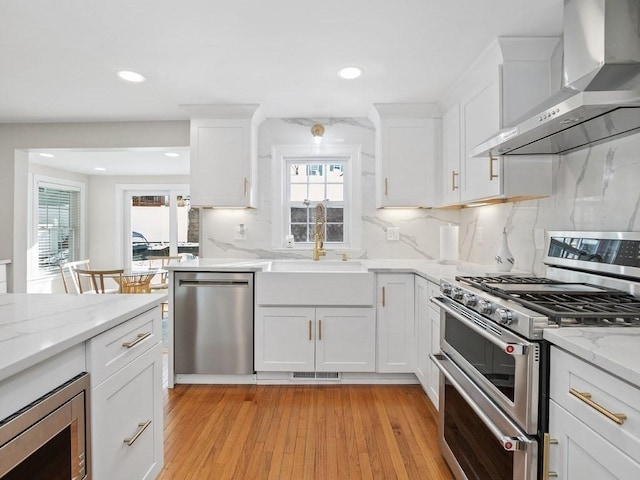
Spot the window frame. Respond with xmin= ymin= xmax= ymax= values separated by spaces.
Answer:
xmin=28 ymin=174 xmax=86 ymax=280
xmin=271 ymin=145 xmax=362 ymax=250
xmin=285 ymin=158 xmax=348 ymax=245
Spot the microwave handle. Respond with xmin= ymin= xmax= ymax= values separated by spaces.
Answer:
xmin=430 ymin=296 xmax=526 ymax=356
xmin=430 ymin=353 xmax=534 ymax=452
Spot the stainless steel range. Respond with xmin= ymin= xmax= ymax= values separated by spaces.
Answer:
xmin=430 ymin=231 xmax=640 ymax=480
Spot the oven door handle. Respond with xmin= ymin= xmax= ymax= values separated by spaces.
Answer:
xmin=431 ymin=296 xmax=527 ymax=356
xmin=430 ymin=352 xmax=535 ymax=452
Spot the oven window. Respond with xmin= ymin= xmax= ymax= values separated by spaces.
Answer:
xmin=445 ymin=311 xmax=516 ymax=401
xmin=4 ymin=426 xmax=71 ymax=480
xmin=444 ymin=383 xmax=513 ymax=480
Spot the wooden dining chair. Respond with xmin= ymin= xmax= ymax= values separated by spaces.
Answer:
xmin=59 ymin=259 xmax=91 ymax=294
xmin=75 ymin=268 xmax=124 ymax=294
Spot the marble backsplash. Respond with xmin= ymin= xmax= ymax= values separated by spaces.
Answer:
xmin=460 ymin=132 xmax=640 ymax=275
xmin=200 ymin=117 xmax=460 ymax=260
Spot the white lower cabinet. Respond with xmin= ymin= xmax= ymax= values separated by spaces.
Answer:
xmin=377 ymin=273 xmax=415 ymax=373
xmin=414 ymin=277 xmax=440 ymax=408
xmin=255 ymin=306 xmax=376 ymax=373
xmin=88 ymin=308 xmax=164 ymax=480
xmin=546 ymin=346 xmax=640 ymax=479
xmin=548 ymin=400 xmax=640 ymax=480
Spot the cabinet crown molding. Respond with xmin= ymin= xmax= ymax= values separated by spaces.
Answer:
xmin=369 ymin=103 xmax=441 ymax=122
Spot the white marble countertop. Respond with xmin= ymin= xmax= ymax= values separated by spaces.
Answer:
xmin=544 ymin=328 xmax=640 ymax=389
xmin=0 ymin=293 xmax=166 ymax=382
xmin=167 ymin=257 xmax=515 ymax=284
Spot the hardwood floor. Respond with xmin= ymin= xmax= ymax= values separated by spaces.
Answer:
xmin=158 ymin=384 xmax=453 ymax=480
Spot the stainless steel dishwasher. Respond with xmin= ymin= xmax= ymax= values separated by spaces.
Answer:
xmin=174 ymin=271 xmax=254 ymax=375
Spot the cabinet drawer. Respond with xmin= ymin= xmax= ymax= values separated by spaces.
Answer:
xmin=92 ymin=343 xmax=163 ymax=480
xmin=87 ymin=307 xmax=161 ymax=386
xmin=550 ymin=346 xmax=640 ymax=460
xmin=427 ymin=280 xmax=440 ymax=313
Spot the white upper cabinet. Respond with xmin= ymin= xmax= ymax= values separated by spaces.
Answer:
xmin=439 ymin=37 xmax=560 ymax=206
xmin=185 ymin=104 xmax=264 ymax=207
xmin=370 ymin=104 xmax=441 ymax=208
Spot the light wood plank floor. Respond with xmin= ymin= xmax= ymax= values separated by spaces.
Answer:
xmin=158 ymin=384 xmax=453 ymax=480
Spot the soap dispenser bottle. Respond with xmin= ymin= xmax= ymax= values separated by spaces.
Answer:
xmin=495 ymin=228 xmax=515 ymax=272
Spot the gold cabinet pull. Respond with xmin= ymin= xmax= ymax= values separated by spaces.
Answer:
xmin=382 ymin=286 xmax=386 ymax=307
xmin=124 ymin=420 xmax=152 ymax=446
xmin=569 ymin=388 xmax=627 ymax=425
xmin=243 ymin=177 xmax=249 ymax=196
xmin=489 ymin=154 xmax=499 ymax=180
xmin=384 ymin=177 xmax=388 ymax=197
xmin=318 ymin=319 xmax=322 ymax=341
xmin=309 ymin=320 xmax=312 ymax=341
xmin=122 ymin=332 xmax=151 ymax=349
xmin=542 ymin=433 xmax=558 ymax=479
xmin=452 ymin=171 xmax=459 ymax=191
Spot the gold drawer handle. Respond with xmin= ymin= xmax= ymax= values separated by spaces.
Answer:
xmin=122 ymin=332 xmax=151 ymax=348
xmin=384 ymin=177 xmax=389 ymax=197
xmin=309 ymin=320 xmax=312 ymax=341
xmin=569 ymin=388 xmax=627 ymax=425
xmin=124 ymin=420 xmax=152 ymax=446
xmin=318 ymin=319 xmax=322 ymax=341
xmin=244 ymin=177 xmax=249 ymax=196
xmin=542 ymin=433 xmax=558 ymax=479
xmin=451 ymin=171 xmax=459 ymax=191
xmin=382 ymin=286 xmax=386 ymax=307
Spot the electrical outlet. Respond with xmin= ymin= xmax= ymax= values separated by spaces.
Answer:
xmin=234 ymin=224 xmax=246 ymax=240
xmin=387 ymin=227 xmax=400 ymax=241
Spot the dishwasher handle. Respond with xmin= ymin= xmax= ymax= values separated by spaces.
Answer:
xmin=178 ymin=279 xmax=250 ymax=287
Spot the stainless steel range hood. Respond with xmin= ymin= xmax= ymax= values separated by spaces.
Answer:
xmin=472 ymin=0 xmax=640 ymax=157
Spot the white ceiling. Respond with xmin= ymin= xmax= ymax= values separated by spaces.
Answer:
xmin=29 ymin=148 xmax=190 ymax=176
xmin=1 ymin=0 xmax=564 ymax=123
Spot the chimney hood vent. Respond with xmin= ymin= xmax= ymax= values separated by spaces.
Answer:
xmin=473 ymin=0 xmax=640 ymax=157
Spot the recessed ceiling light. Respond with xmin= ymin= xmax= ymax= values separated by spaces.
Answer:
xmin=39 ymin=153 xmax=55 ymax=158
xmin=338 ymin=67 xmax=363 ymax=79
xmin=94 ymin=167 xmax=106 ymax=171
xmin=165 ymin=152 xmax=180 ymax=157
xmin=117 ymin=70 xmax=146 ymax=83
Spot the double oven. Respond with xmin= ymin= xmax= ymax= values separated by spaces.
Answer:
xmin=430 ymin=231 xmax=640 ymax=480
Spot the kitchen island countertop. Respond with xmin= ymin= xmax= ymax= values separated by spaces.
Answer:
xmin=0 ymin=293 xmax=166 ymax=382
xmin=544 ymin=327 xmax=640 ymax=389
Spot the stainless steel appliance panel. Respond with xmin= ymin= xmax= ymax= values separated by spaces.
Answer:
xmin=174 ymin=272 xmax=254 ymax=375
xmin=432 ymin=353 xmax=538 ymax=480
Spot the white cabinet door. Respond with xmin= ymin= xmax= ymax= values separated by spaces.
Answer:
xmin=427 ymin=307 xmax=441 ymax=407
xmin=461 ymin=72 xmax=502 ymax=203
xmin=370 ymin=104 xmax=440 ymax=208
xmin=92 ymin=343 xmax=163 ymax=480
xmin=188 ymin=105 xmax=263 ymax=207
xmin=414 ymin=276 xmax=429 ymax=388
xmin=377 ymin=273 xmax=415 ymax=373
xmin=316 ymin=307 xmax=375 ymax=373
xmin=548 ymin=400 xmax=640 ymax=480
xmin=255 ymin=307 xmax=315 ymax=372
xmin=441 ymin=105 xmax=461 ymax=206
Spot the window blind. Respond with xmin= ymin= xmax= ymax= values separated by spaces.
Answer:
xmin=38 ymin=186 xmax=80 ymax=272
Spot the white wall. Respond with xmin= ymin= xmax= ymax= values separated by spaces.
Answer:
xmin=199 ymin=118 xmax=460 ymax=260
xmin=0 ymin=121 xmax=189 ymax=291
xmin=459 ymin=133 xmax=640 ymax=275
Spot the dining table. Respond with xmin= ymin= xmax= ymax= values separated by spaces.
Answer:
xmin=118 ymin=268 xmax=165 ymax=294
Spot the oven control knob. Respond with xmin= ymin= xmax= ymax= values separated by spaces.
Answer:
xmin=497 ymin=308 xmax=514 ymax=325
xmin=452 ymin=288 xmax=464 ymax=300
xmin=478 ymin=300 xmax=493 ymax=314
xmin=463 ymin=293 xmax=477 ymax=306
xmin=441 ymin=283 xmax=452 ymax=295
